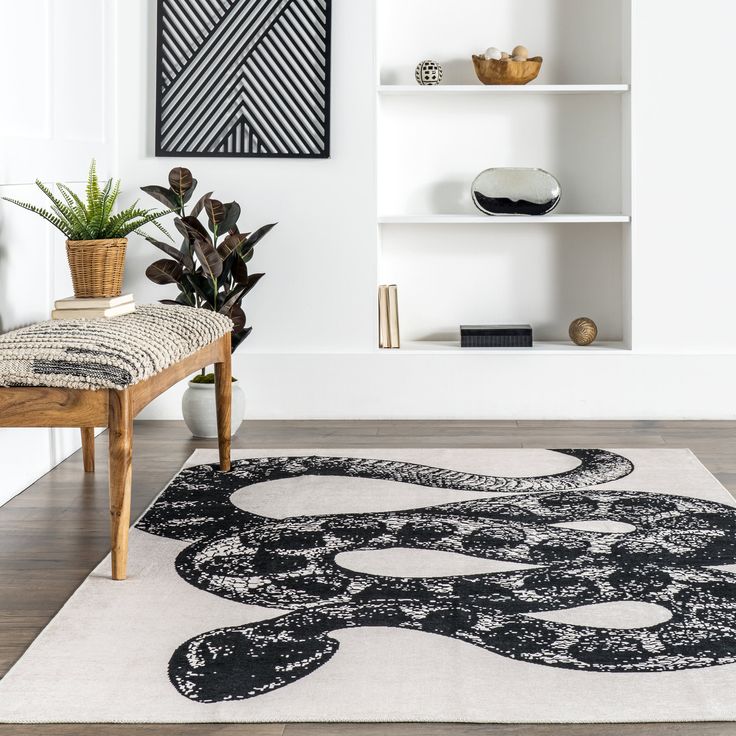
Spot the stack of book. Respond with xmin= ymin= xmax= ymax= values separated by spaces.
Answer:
xmin=378 ymin=284 xmax=400 ymax=349
xmin=52 ymin=294 xmax=136 ymax=320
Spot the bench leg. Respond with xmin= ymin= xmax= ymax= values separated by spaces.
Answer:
xmin=80 ymin=427 xmax=95 ymax=473
xmin=108 ymin=390 xmax=133 ymax=580
xmin=214 ymin=349 xmax=232 ymax=472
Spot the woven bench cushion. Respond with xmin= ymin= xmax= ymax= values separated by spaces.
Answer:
xmin=0 ymin=305 xmax=233 ymax=390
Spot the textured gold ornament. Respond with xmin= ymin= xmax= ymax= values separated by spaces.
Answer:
xmin=569 ymin=317 xmax=598 ymax=346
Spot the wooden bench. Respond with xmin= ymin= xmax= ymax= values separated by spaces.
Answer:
xmin=0 ymin=306 xmax=233 ymax=580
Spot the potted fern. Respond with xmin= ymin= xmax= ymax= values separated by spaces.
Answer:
xmin=2 ymin=160 xmax=169 ymax=298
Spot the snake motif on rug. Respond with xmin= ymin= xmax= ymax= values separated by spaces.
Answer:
xmin=137 ymin=449 xmax=736 ymax=703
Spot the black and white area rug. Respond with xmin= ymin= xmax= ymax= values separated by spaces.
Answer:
xmin=2 ymin=448 xmax=736 ymax=723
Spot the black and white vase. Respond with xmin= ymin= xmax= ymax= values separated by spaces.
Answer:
xmin=472 ymin=167 xmax=561 ymax=216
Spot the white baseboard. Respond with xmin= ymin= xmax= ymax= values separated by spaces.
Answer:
xmin=135 ymin=352 xmax=736 ymax=421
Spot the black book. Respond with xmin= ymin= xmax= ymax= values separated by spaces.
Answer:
xmin=460 ymin=325 xmax=533 ymax=348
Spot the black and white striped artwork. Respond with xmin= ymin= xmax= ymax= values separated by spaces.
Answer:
xmin=155 ymin=0 xmax=332 ymax=158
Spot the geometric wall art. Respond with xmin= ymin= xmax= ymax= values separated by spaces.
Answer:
xmin=155 ymin=0 xmax=332 ymax=158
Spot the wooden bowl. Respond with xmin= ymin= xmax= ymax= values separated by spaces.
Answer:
xmin=472 ymin=55 xmax=543 ymax=85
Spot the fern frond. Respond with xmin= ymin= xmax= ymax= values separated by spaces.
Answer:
xmin=55 ymin=184 xmax=92 ymax=237
xmin=86 ymin=159 xmax=100 ymax=213
xmin=2 ymin=198 xmax=73 ymax=237
xmin=111 ymin=210 xmax=170 ymax=237
xmin=56 ymin=183 xmax=80 ymax=216
xmin=101 ymin=179 xmax=120 ymax=224
xmin=34 ymin=180 xmax=77 ymax=229
xmin=149 ymin=217 xmax=174 ymax=241
xmin=92 ymin=178 xmax=113 ymax=235
xmin=49 ymin=204 xmax=84 ymax=236
xmin=102 ymin=206 xmax=169 ymax=238
xmin=102 ymin=207 xmax=147 ymax=236
xmin=57 ymin=183 xmax=89 ymax=221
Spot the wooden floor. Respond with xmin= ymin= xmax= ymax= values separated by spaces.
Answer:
xmin=2 ymin=420 xmax=736 ymax=736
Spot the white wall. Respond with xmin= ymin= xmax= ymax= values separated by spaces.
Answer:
xmin=630 ymin=0 xmax=736 ymax=353
xmin=116 ymin=0 xmax=379 ymax=419
xmin=114 ymin=0 xmax=736 ymax=420
xmin=0 ymin=0 xmax=115 ymax=505
xmin=116 ymin=0 xmax=377 ymax=356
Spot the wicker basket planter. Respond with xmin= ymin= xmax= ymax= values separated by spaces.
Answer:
xmin=66 ymin=238 xmax=128 ymax=298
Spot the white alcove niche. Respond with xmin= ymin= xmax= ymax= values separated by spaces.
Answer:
xmin=380 ymin=223 xmax=625 ymax=350
xmin=375 ymin=0 xmax=632 ymax=353
xmin=377 ymin=0 xmax=627 ymax=86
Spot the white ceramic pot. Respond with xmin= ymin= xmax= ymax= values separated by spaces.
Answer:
xmin=182 ymin=380 xmax=245 ymax=438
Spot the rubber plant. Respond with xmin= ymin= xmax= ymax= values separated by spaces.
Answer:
xmin=141 ymin=167 xmax=275 ymax=356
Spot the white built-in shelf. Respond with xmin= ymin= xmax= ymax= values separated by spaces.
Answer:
xmin=376 ymin=0 xmax=633 ymax=356
xmin=378 ymin=84 xmax=630 ymax=96
xmin=379 ymin=214 xmax=631 ymax=225
xmin=386 ymin=340 xmax=630 ymax=355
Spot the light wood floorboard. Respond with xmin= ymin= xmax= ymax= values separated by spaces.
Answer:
xmin=1 ymin=420 xmax=735 ymax=736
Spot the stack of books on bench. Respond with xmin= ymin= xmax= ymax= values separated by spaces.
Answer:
xmin=52 ymin=294 xmax=136 ymax=320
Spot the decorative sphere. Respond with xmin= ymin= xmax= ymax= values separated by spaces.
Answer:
xmin=415 ymin=60 xmax=443 ymax=86
xmin=484 ymin=47 xmax=503 ymax=60
xmin=500 ymin=51 xmax=510 ymax=60
xmin=512 ymin=45 xmax=529 ymax=59
xmin=569 ymin=317 xmax=598 ymax=346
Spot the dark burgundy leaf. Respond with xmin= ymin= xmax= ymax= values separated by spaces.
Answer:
xmin=174 ymin=217 xmax=190 ymax=241
xmin=242 ymin=223 xmax=276 ymax=250
xmin=219 ymin=201 xmax=241 ymax=233
xmin=168 ymin=167 xmax=193 ymax=196
xmin=231 ymin=326 xmax=252 ymax=351
xmin=204 ymin=198 xmax=226 ymax=225
xmin=190 ymin=191 xmax=213 ymax=218
xmin=228 ymin=304 xmax=246 ymax=332
xmin=232 ymin=254 xmax=249 ymax=284
xmin=185 ymin=273 xmax=213 ymax=304
xmin=218 ymin=286 xmax=246 ymax=314
xmin=146 ymin=259 xmax=183 ymax=285
xmin=181 ymin=179 xmax=198 ymax=204
xmin=241 ymin=272 xmax=264 ymax=298
xmin=193 ymin=237 xmax=223 ymax=279
xmin=141 ymin=185 xmax=177 ymax=209
xmin=218 ymin=232 xmax=248 ymax=259
xmin=181 ymin=215 xmax=213 ymax=247
xmin=145 ymin=237 xmax=194 ymax=271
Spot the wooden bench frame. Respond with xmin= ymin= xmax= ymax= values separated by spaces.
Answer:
xmin=0 ymin=333 xmax=232 ymax=580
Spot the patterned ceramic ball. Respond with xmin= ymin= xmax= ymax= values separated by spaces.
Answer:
xmin=512 ymin=45 xmax=529 ymax=60
xmin=569 ymin=317 xmax=598 ymax=346
xmin=415 ymin=60 xmax=443 ymax=86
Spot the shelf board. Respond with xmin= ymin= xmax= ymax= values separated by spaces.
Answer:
xmin=378 ymin=84 xmax=630 ymax=95
xmin=385 ymin=340 xmax=630 ymax=355
xmin=379 ymin=214 xmax=631 ymax=225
